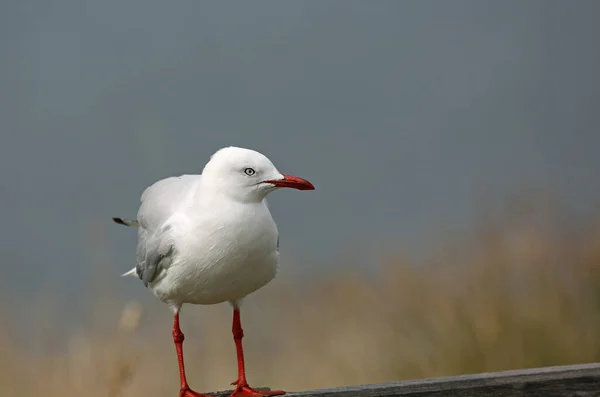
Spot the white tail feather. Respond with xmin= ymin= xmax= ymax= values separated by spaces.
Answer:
xmin=121 ymin=268 xmax=137 ymax=277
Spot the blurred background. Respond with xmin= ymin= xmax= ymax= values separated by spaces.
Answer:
xmin=2 ymin=0 xmax=600 ymax=396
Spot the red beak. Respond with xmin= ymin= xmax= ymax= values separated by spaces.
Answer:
xmin=264 ymin=174 xmax=315 ymax=190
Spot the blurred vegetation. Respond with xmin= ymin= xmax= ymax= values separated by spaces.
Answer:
xmin=1 ymin=193 xmax=600 ymax=396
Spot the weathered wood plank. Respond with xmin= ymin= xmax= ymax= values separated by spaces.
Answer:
xmin=209 ymin=363 xmax=600 ymax=397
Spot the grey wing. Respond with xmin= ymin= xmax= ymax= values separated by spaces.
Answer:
xmin=135 ymin=225 xmax=175 ymax=287
xmin=133 ymin=174 xmax=199 ymax=286
xmin=137 ymin=174 xmax=200 ymax=230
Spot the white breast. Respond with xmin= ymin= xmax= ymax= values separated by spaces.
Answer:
xmin=149 ymin=200 xmax=280 ymax=306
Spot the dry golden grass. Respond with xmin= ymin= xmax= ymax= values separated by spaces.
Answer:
xmin=2 ymin=196 xmax=600 ymax=396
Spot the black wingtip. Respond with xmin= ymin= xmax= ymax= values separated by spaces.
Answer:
xmin=112 ymin=217 xmax=127 ymax=225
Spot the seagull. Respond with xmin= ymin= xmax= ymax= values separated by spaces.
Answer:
xmin=112 ymin=146 xmax=315 ymax=397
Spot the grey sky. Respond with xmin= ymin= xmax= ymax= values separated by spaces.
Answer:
xmin=2 ymin=0 xmax=600 ymax=314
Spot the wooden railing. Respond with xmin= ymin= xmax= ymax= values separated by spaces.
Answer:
xmin=212 ymin=363 xmax=600 ymax=397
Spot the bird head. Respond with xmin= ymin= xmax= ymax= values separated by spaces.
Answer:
xmin=201 ymin=146 xmax=314 ymax=202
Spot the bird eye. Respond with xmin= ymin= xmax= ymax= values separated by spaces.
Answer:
xmin=244 ymin=167 xmax=256 ymax=176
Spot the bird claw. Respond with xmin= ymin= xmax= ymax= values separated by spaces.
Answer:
xmin=180 ymin=387 xmax=216 ymax=397
xmin=229 ymin=384 xmax=285 ymax=397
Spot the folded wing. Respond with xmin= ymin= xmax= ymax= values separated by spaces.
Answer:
xmin=116 ymin=174 xmax=202 ymax=286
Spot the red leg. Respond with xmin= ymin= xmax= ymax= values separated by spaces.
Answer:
xmin=229 ymin=307 xmax=285 ymax=397
xmin=173 ymin=312 xmax=214 ymax=397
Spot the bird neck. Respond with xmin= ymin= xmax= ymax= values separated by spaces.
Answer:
xmin=200 ymin=179 xmax=268 ymax=204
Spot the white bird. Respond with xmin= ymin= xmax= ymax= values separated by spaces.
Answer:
xmin=112 ymin=146 xmax=314 ymax=397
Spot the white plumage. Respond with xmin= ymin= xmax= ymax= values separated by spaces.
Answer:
xmin=113 ymin=146 xmax=314 ymax=397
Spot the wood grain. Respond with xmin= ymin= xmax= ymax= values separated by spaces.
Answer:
xmin=208 ymin=363 xmax=600 ymax=397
